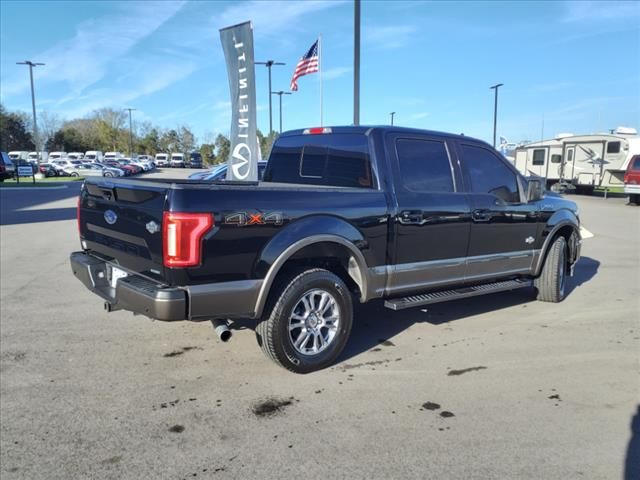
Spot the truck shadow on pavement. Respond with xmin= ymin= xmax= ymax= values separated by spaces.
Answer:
xmin=0 ymin=183 xmax=82 ymax=226
xmin=337 ymin=256 xmax=600 ymax=364
xmin=625 ymin=405 xmax=640 ymax=480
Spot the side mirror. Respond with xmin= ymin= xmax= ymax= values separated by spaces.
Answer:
xmin=527 ymin=178 xmax=545 ymax=202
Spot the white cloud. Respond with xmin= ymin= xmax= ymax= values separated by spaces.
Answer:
xmin=563 ymin=1 xmax=640 ymax=23
xmin=323 ymin=66 xmax=351 ymax=80
xmin=2 ymin=1 xmax=186 ymax=98
xmin=214 ymin=1 xmax=344 ymax=37
xmin=364 ymin=25 xmax=417 ymax=49
xmin=409 ymin=112 xmax=429 ymax=120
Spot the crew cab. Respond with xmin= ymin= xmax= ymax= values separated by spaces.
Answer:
xmin=71 ymin=126 xmax=581 ymax=373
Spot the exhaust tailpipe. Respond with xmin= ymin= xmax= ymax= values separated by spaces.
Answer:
xmin=211 ymin=319 xmax=232 ymax=342
xmin=104 ymin=302 xmax=122 ymax=313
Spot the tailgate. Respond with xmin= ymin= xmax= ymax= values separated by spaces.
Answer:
xmin=79 ymin=179 xmax=168 ymax=276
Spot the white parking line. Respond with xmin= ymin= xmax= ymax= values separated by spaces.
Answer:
xmin=580 ymin=226 xmax=594 ymax=239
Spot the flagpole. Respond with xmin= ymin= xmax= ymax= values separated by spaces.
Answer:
xmin=319 ymin=34 xmax=323 ymax=127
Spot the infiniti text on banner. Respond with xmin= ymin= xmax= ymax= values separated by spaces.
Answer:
xmin=220 ymin=21 xmax=259 ymax=181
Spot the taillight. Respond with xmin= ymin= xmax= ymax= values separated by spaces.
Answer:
xmin=303 ymin=127 xmax=332 ymax=135
xmin=163 ymin=212 xmax=213 ymax=268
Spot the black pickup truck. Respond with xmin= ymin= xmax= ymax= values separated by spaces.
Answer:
xmin=71 ymin=126 xmax=581 ymax=373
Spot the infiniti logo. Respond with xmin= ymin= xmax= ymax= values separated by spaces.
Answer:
xmin=104 ymin=210 xmax=118 ymax=225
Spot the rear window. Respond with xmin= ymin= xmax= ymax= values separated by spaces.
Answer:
xmin=630 ymin=156 xmax=640 ymax=171
xmin=264 ymin=134 xmax=373 ymax=188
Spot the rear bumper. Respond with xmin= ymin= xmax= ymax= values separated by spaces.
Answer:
xmin=70 ymin=251 xmax=262 ymax=321
xmin=624 ymin=184 xmax=640 ymax=195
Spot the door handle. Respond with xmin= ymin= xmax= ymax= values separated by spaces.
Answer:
xmin=472 ymin=209 xmax=493 ymax=222
xmin=398 ymin=210 xmax=423 ymax=225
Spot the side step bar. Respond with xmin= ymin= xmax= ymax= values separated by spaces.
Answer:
xmin=384 ymin=279 xmax=532 ymax=311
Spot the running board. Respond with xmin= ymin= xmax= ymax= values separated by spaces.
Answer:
xmin=384 ymin=279 xmax=532 ymax=311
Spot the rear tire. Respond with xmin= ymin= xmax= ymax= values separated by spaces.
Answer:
xmin=256 ymin=268 xmax=353 ymax=374
xmin=629 ymin=194 xmax=640 ymax=205
xmin=535 ymin=236 xmax=567 ymax=303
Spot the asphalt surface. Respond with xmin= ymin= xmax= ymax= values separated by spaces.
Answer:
xmin=1 ymin=170 xmax=638 ymax=479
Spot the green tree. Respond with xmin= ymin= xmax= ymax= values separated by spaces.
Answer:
xmin=214 ymin=133 xmax=230 ymax=164
xmin=0 ymin=104 xmax=35 ymax=151
xmin=177 ymin=125 xmax=196 ymax=153
xmin=200 ymin=143 xmax=214 ymax=166
xmin=260 ymin=130 xmax=278 ymax=160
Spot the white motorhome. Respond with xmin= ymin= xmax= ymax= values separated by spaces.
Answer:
xmin=48 ymin=152 xmax=68 ymax=161
xmin=154 ymin=153 xmax=169 ymax=167
xmin=8 ymin=151 xmax=30 ymax=161
xmin=513 ymin=128 xmax=640 ymax=192
xmin=84 ymin=151 xmax=104 ymax=163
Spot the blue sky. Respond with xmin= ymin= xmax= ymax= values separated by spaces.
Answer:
xmin=1 ymin=0 xmax=639 ymax=145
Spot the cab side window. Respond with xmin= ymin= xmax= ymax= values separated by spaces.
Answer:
xmin=395 ymin=138 xmax=454 ymax=193
xmin=461 ymin=144 xmax=520 ymax=203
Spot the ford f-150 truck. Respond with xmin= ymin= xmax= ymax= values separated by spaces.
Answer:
xmin=71 ymin=126 xmax=581 ymax=373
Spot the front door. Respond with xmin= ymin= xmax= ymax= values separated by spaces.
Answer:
xmin=456 ymin=141 xmax=539 ymax=281
xmin=386 ymin=133 xmax=471 ymax=295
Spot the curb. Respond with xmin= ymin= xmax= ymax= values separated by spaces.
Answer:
xmin=0 ymin=185 xmax=69 ymax=191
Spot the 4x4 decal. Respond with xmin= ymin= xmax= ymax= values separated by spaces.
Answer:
xmin=224 ymin=212 xmax=285 ymax=226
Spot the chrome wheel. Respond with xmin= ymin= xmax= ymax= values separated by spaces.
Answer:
xmin=289 ymin=289 xmax=340 ymax=356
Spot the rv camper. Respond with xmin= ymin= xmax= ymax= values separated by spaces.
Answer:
xmin=513 ymin=128 xmax=639 ymax=193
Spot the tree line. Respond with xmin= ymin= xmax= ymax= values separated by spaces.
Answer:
xmin=0 ymin=104 xmax=278 ymax=166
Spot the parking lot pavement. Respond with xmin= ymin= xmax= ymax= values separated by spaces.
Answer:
xmin=0 ymin=190 xmax=638 ymax=479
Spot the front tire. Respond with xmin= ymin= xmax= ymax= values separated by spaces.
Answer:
xmin=256 ymin=268 xmax=353 ymax=374
xmin=535 ymin=236 xmax=567 ymax=303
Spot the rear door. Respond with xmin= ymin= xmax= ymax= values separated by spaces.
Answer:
xmin=456 ymin=141 xmax=539 ymax=281
xmin=80 ymin=180 xmax=169 ymax=277
xmin=386 ymin=132 xmax=471 ymax=295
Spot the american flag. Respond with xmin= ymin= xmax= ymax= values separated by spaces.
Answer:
xmin=290 ymin=39 xmax=319 ymax=91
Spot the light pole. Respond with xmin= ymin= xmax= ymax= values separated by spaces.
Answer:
xmin=125 ymin=108 xmax=135 ymax=157
xmin=354 ymin=0 xmax=361 ymax=126
xmin=16 ymin=60 xmax=45 ymax=164
xmin=256 ymin=60 xmax=286 ymax=134
xmin=490 ymin=83 xmax=503 ymax=148
xmin=125 ymin=108 xmax=136 ymax=155
xmin=271 ymin=91 xmax=292 ymax=133
xmin=390 ymin=111 xmax=396 ymax=126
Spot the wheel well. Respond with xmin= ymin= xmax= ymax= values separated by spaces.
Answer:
xmin=540 ymin=225 xmax=578 ymax=273
xmin=272 ymin=242 xmax=363 ymax=299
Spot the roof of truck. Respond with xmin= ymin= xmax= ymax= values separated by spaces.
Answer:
xmin=280 ymin=125 xmax=478 ymax=142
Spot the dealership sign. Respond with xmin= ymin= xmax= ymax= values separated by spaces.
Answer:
xmin=219 ymin=21 xmax=259 ymax=182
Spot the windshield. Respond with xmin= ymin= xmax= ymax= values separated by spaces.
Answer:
xmin=85 ymin=154 xmax=96 ymax=160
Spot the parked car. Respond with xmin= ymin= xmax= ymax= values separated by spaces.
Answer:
xmin=48 ymin=152 xmax=67 ymax=162
xmin=624 ymin=154 xmax=640 ymax=205
xmin=84 ymin=151 xmax=104 ymax=163
xmin=39 ymin=163 xmax=58 ymax=177
xmin=94 ymin=162 xmax=125 ymax=178
xmin=8 ymin=151 xmax=29 ymax=161
xmin=68 ymin=152 xmax=85 ymax=160
xmin=104 ymin=152 xmax=123 ymax=162
xmin=28 ymin=151 xmax=48 ymax=163
xmin=189 ymin=161 xmax=267 ymax=181
xmin=72 ymin=126 xmax=582 ymax=373
xmin=0 ymin=151 xmax=16 ymax=181
xmin=66 ymin=164 xmax=105 ymax=177
xmin=188 ymin=152 xmax=203 ymax=168
xmin=170 ymin=153 xmax=185 ymax=168
xmin=118 ymin=159 xmax=142 ymax=174
xmin=154 ymin=153 xmax=169 ymax=167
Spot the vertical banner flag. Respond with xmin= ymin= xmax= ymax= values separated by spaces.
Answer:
xmin=220 ymin=21 xmax=259 ymax=181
